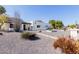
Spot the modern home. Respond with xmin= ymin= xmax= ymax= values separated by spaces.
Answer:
xmin=31 ymin=20 xmax=50 ymax=31
xmin=1 ymin=17 xmax=31 ymax=31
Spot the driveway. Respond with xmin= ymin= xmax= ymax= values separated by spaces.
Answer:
xmin=0 ymin=32 xmax=62 ymax=54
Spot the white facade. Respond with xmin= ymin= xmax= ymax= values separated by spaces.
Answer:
xmin=31 ymin=20 xmax=50 ymax=31
xmin=20 ymin=23 xmax=31 ymax=31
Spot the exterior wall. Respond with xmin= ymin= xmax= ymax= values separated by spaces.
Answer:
xmin=1 ymin=23 xmax=10 ymax=31
xmin=20 ymin=24 xmax=24 ymax=31
xmin=25 ymin=24 xmax=31 ymax=30
xmin=20 ymin=24 xmax=31 ymax=31
xmin=1 ymin=23 xmax=31 ymax=31
xmin=1 ymin=23 xmax=15 ymax=31
xmin=32 ymin=20 xmax=49 ymax=31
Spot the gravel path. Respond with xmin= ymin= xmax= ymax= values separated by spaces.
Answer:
xmin=0 ymin=32 xmax=61 ymax=54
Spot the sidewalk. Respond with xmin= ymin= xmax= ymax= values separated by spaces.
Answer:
xmin=36 ymin=32 xmax=58 ymax=39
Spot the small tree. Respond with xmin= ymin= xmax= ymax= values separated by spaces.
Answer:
xmin=49 ymin=20 xmax=56 ymax=29
xmin=49 ymin=20 xmax=64 ymax=29
xmin=0 ymin=6 xmax=7 ymax=31
xmin=0 ymin=14 xmax=8 ymax=30
xmin=68 ymin=24 xmax=76 ymax=29
xmin=14 ymin=12 xmax=22 ymax=32
xmin=56 ymin=20 xmax=64 ymax=29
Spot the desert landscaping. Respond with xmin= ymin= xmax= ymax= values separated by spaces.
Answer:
xmin=0 ymin=31 xmax=60 ymax=54
xmin=0 ymin=5 xmax=79 ymax=54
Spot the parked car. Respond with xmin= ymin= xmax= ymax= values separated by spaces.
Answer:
xmin=52 ymin=29 xmax=58 ymax=32
xmin=52 ymin=29 xmax=64 ymax=32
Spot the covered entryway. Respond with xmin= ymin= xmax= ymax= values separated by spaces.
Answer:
xmin=21 ymin=22 xmax=31 ymax=31
xmin=9 ymin=23 xmax=14 ymax=31
xmin=23 ymin=24 xmax=26 ymax=30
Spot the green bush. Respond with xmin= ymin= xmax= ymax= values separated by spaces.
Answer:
xmin=21 ymin=32 xmax=36 ymax=39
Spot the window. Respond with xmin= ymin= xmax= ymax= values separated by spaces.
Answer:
xmin=10 ymin=23 xmax=13 ymax=28
xmin=37 ymin=25 xmax=40 ymax=28
xmin=45 ymin=25 xmax=48 ymax=27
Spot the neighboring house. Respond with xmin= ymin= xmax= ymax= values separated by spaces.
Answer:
xmin=76 ymin=24 xmax=79 ymax=29
xmin=31 ymin=20 xmax=50 ymax=31
xmin=1 ymin=17 xmax=31 ymax=31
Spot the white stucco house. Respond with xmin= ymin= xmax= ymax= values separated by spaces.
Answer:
xmin=1 ymin=18 xmax=50 ymax=31
xmin=30 ymin=20 xmax=50 ymax=31
xmin=1 ymin=17 xmax=31 ymax=31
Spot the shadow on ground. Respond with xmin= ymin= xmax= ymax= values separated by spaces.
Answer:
xmin=29 ymin=36 xmax=40 ymax=41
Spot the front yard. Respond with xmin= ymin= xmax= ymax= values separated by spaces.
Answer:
xmin=0 ymin=32 xmax=59 ymax=54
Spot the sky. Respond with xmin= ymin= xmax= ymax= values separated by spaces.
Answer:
xmin=3 ymin=5 xmax=79 ymax=26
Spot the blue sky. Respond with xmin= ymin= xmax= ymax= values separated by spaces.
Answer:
xmin=3 ymin=5 xmax=79 ymax=26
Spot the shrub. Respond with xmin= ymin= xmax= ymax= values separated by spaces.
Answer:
xmin=53 ymin=37 xmax=79 ymax=54
xmin=21 ymin=32 xmax=37 ymax=40
xmin=72 ymin=41 xmax=79 ymax=54
xmin=21 ymin=32 xmax=31 ymax=39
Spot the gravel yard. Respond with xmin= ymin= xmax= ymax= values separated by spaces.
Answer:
xmin=0 ymin=32 xmax=61 ymax=54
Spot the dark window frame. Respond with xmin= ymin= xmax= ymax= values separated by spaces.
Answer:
xmin=10 ymin=23 xmax=13 ymax=28
xmin=37 ymin=25 xmax=40 ymax=28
